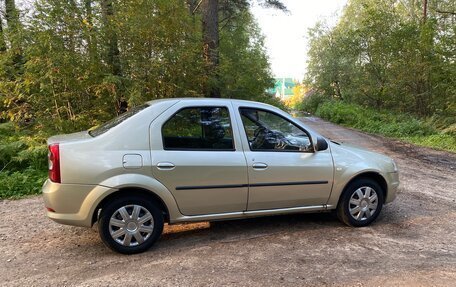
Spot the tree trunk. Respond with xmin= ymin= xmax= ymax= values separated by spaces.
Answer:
xmin=101 ymin=0 xmax=121 ymax=76
xmin=0 ymin=13 xmax=6 ymax=52
xmin=84 ymin=0 xmax=97 ymax=61
xmin=201 ymin=0 xmax=221 ymax=98
xmin=4 ymin=0 xmax=23 ymax=70
xmin=422 ymin=0 xmax=428 ymax=22
xmin=100 ymin=0 xmax=127 ymax=114
xmin=5 ymin=0 xmax=20 ymax=50
xmin=5 ymin=0 xmax=19 ymax=27
xmin=334 ymin=80 xmax=343 ymax=100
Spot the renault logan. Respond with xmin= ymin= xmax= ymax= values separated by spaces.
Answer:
xmin=43 ymin=98 xmax=399 ymax=254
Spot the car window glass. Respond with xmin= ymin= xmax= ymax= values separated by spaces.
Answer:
xmin=162 ymin=107 xmax=234 ymax=150
xmin=240 ymin=108 xmax=312 ymax=152
xmin=89 ymin=104 xmax=148 ymax=137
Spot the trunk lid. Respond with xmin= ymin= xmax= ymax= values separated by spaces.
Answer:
xmin=47 ymin=131 xmax=91 ymax=145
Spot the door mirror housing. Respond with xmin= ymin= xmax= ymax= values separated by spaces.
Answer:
xmin=315 ymin=136 xmax=328 ymax=151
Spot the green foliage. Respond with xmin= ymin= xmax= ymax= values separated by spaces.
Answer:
xmin=0 ymin=123 xmax=48 ymax=199
xmin=0 ymin=0 xmax=277 ymax=134
xmin=0 ymin=169 xmax=47 ymax=199
xmin=0 ymin=123 xmax=48 ymax=172
xmin=219 ymin=10 xmax=274 ymax=101
xmin=404 ymin=134 xmax=456 ymax=153
xmin=305 ymin=0 xmax=456 ymax=120
xmin=302 ymin=0 xmax=455 ymax=152
xmin=314 ymin=101 xmax=455 ymax=152
xmin=294 ymin=92 xmax=329 ymax=114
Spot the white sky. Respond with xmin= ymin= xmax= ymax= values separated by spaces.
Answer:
xmin=252 ymin=0 xmax=348 ymax=80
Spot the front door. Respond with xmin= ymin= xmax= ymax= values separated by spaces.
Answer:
xmin=237 ymin=107 xmax=334 ymax=210
xmin=150 ymin=104 xmax=248 ymax=216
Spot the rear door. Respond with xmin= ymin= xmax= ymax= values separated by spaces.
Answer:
xmin=149 ymin=101 xmax=249 ymax=216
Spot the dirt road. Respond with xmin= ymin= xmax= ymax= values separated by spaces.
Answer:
xmin=1 ymin=117 xmax=455 ymax=286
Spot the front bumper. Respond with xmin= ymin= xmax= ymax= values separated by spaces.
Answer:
xmin=385 ymin=171 xmax=399 ymax=203
xmin=42 ymin=180 xmax=114 ymax=227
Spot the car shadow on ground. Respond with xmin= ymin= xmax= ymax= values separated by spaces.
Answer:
xmin=59 ymin=204 xmax=404 ymax=256
xmin=63 ymin=213 xmax=342 ymax=255
xmin=155 ymin=203 xmax=408 ymax=250
xmin=159 ymin=212 xmax=361 ymax=248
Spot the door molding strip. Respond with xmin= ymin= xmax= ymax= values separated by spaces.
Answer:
xmin=175 ymin=181 xmax=329 ymax=191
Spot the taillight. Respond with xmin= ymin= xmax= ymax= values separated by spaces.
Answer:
xmin=48 ymin=144 xmax=61 ymax=183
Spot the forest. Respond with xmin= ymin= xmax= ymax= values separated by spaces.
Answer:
xmin=0 ymin=0 xmax=455 ymax=198
xmin=301 ymin=0 xmax=455 ymax=151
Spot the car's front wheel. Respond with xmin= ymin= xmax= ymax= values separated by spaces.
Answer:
xmin=337 ymin=178 xmax=384 ymax=227
xmin=98 ymin=195 xmax=164 ymax=254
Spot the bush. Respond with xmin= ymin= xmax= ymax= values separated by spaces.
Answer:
xmin=0 ymin=169 xmax=47 ymax=199
xmin=0 ymin=122 xmax=48 ymax=199
xmin=0 ymin=123 xmax=48 ymax=172
xmin=313 ymin=101 xmax=455 ymax=152
xmin=295 ymin=93 xmax=328 ymax=114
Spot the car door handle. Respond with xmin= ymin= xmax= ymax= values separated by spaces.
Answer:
xmin=252 ymin=162 xmax=268 ymax=170
xmin=157 ymin=162 xmax=175 ymax=170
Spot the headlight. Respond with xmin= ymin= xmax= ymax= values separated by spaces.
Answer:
xmin=391 ymin=159 xmax=398 ymax=172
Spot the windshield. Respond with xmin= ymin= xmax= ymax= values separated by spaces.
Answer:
xmin=88 ymin=104 xmax=149 ymax=137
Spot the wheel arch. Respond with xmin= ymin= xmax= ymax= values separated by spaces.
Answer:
xmin=327 ymin=170 xmax=388 ymax=208
xmin=91 ymin=187 xmax=171 ymax=226
xmin=87 ymin=173 xmax=183 ymax=226
xmin=340 ymin=172 xmax=387 ymax=204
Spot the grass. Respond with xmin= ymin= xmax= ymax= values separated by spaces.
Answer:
xmin=403 ymin=134 xmax=456 ymax=152
xmin=0 ymin=122 xmax=48 ymax=199
xmin=313 ymin=101 xmax=456 ymax=153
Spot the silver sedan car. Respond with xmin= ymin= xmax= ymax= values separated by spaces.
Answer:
xmin=43 ymin=98 xmax=399 ymax=254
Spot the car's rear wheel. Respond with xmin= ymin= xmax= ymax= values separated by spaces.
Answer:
xmin=98 ymin=195 xmax=164 ymax=254
xmin=337 ymin=178 xmax=384 ymax=227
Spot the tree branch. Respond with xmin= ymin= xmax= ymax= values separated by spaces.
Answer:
xmin=259 ymin=0 xmax=288 ymax=13
xmin=435 ymin=10 xmax=456 ymax=16
xmin=192 ymin=0 xmax=203 ymax=14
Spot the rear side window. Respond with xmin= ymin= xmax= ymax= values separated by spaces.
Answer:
xmin=162 ymin=107 xmax=234 ymax=150
xmin=89 ymin=104 xmax=148 ymax=137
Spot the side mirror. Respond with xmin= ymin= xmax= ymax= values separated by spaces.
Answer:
xmin=315 ymin=136 xmax=328 ymax=151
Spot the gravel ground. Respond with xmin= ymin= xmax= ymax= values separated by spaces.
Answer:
xmin=1 ymin=117 xmax=455 ymax=286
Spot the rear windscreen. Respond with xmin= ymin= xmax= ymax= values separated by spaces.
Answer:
xmin=88 ymin=104 xmax=149 ymax=137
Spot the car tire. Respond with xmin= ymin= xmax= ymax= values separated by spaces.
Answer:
xmin=337 ymin=178 xmax=384 ymax=227
xmin=98 ymin=195 xmax=164 ymax=254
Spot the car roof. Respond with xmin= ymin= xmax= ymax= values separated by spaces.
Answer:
xmin=146 ymin=97 xmax=275 ymax=108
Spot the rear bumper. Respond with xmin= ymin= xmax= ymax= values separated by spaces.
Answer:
xmin=385 ymin=171 xmax=399 ymax=203
xmin=42 ymin=180 xmax=114 ymax=227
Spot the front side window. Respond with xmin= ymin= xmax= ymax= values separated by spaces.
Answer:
xmin=162 ymin=107 xmax=234 ymax=150
xmin=240 ymin=108 xmax=313 ymax=152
